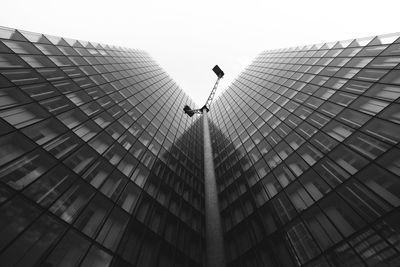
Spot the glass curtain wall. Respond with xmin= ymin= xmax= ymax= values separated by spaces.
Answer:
xmin=0 ymin=26 xmax=205 ymax=267
xmin=210 ymin=33 xmax=400 ymax=267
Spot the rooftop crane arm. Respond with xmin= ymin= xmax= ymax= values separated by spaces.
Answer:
xmin=183 ymin=65 xmax=224 ymax=117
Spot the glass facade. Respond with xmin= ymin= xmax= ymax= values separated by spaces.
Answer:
xmin=0 ymin=26 xmax=205 ymax=267
xmin=209 ymin=33 xmax=400 ymax=266
xmin=1 ymin=25 xmax=400 ymax=267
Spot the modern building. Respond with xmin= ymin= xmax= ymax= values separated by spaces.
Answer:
xmin=0 ymin=26 xmax=204 ymax=267
xmin=0 ymin=26 xmax=400 ymax=267
xmin=209 ymin=33 xmax=400 ymax=267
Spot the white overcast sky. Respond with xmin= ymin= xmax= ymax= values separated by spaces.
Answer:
xmin=1 ymin=0 xmax=399 ymax=106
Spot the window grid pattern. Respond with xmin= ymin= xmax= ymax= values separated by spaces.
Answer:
xmin=210 ymin=33 xmax=400 ymax=266
xmin=0 ymin=26 xmax=205 ymax=267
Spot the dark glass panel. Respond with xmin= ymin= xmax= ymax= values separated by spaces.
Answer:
xmin=74 ymin=194 xmax=113 ymax=238
xmin=377 ymin=147 xmax=400 ymax=176
xmin=41 ymin=230 xmax=91 ymax=266
xmin=356 ymin=164 xmax=400 ymax=207
xmin=22 ymin=117 xmax=68 ymax=145
xmin=0 ymin=214 xmax=66 ymax=267
xmin=23 ymin=165 xmax=77 ymax=207
xmin=0 ymin=132 xmax=35 ymax=166
xmin=0 ymin=148 xmax=56 ymax=190
xmin=0 ymin=197 xmax=41 ymax=251
xmin=49 ymin=179 xmax=95 ymax=223
xmin=20 ymin=83 xmax=60 ymax=100
xmin=285 ymin=220 xmax=320 ymax=264
xmin=80 ymin=245 xmax=112 ymax=267
xmin=0 ymin=103 xmax=50 ymax=128
xmin=0 ymin=86 xmax=32 ymax=109
xmin=319 ymin=193 xmax=365 ymax=237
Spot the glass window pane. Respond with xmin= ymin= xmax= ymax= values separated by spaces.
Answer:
xmin=377 ymin=147 xmax=400 ymax=176
xmin=368 ymin=56 xmax=400 ymax=69
xmin=23 ymin=165 xmax=77 ymax=207
xmin=350 ymin=96 xmax=389 ymax=115
xmin=286 ymin=181 xmax=314 ymax=212
xmin=49 ymin=180 xmax=95 ymax=223
xmin=73 ymin=120 xmax=101 ymax=141
xmin=273 ymin=163 xmax=296 ymax=187
xmin=358 ymin=45 xmax=387 ymax=56
xmin=354 ymin=69 xmax=389 ymax=82
xmin=34 ymin=43 xmax=63 ymax=55
xmin=336 ymin=108 xmax=370 ymax=128
xmin=345 ymin=132 xmax=391 ymax=160
xmin=374 ymin=211 xmax=400 ymax=251
xmin=39 ymin=96 xmax=74 ymax=115
xmin=0 ymin=132 xmax=35 ymax=166
xmin=64 ymin=146 xmax=97 ymax=174
xmin=96 ymin=207 xmax=129 ymax=251
xmin=325 ymin=243 xmax=364 ymax=267
xmin=57 ymin=109 xmax=87 ymax=129
xmin=0 ymin=148 xmax=56 ymax=190
xmin=2 ymin=40 xmax=40 ymax=54
xmin=0 ymin=103 xmax=49 ymax=128
xmin=0 ymin=86 xmax=32 ymax=109
xmin=49 ymin=56 xmax=73 ymax=66
xmin=52 ymin=79 xmax=80 ymax=94
xmin=43 ymin=131 xmax=82 ymax=159
xmin=20 ymin=55 xmax=55 ymax=68
xmin=341 ymin=80 xmax=372 ymax=95
xmin=99 ymin=170 xmax=128 ymax=201
xmin=349 ymin=227 xmax=398 ymax=266
xmin=361 ymin=118 xmax=400 ymax=145
xmin=285 ymin=132 xmax=305 ymax=150
xmin=89 ymin=132 xmax=114 ymax=155
xmin=262 ymin=172 xmax=282 ymax=198
xmin=80 ymin=101 xmax=102 ymax=117
xmin=94 ymin=111 xmax=113 ymax=128
xmin=0 ymin=196 xmax=41 ymax=251
xmin=323 ymin=121 xmax=353 ymax=142
xmin=379 ymin=103 xmax=400 ymax=124
xmin=0 ymin=54 xmax=28 ymax=68
xmin=382 ymin=42 xmax=400 ymax=55
xmin=365 ymin=83 xmax=400 ymax=101
xmin=131 ymin=163 xmax=150 ymax=188
xmin=104 ymin=143 xmax=126 ymax=165
xmin=285 ymin=220 xmax=320 ymax=263
xmin=357 ymin=164 xmax=400 ymax=207
xmin=302 ymin=206 xmax=342 ymax=250
xmin=22 ymin=118 xmax=68 ymax=145
xmin=0 ymin=214 xmax=66 ymax=267
xmin=299 ymin=169 xmax=331 ymax=201
xmin=272 ymin=192 xmax=297 ymax=224
xmin=313 ymin=158 xmax=350 ymax=187
xmin=0 ymin=183 xmax=14 ymax=204
xmin=339 ymin=179 xmax=391 ymax=222
xmin=1 ymin=69 xmax=45 ymax=85
xmin=285 ymin=153 xmax=309 ymax=177
xmin=117 ymin=154 xmax=137 ymax=177
xmin=20 ymin=83 xmax=60 ymax=101
xmin=319 ymin=193 xmax=365 ymax=237
xmin=251 ymin=183 xmax=269 ymax=207
xmin=297 ymin=143 xmax=323 ymax=166
xmin=328 ymin=145 xmax=369 ymax=174
xmin=74 ymin=194 xmax=113 ymax=238
xmin=42 ymin=230 xmax=91 ymax=266
xmin=80 ymin=245 xmax=112 ymax=267
xmin=117 ymin=182 xmax=141 ymax=213
xmin=310 ymin=131 xmax=338 ymax=153
xmin=82 ymin=159 xmax=113 ymax=188
xmin=345 ymin=57 xmax=373 ymax=68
